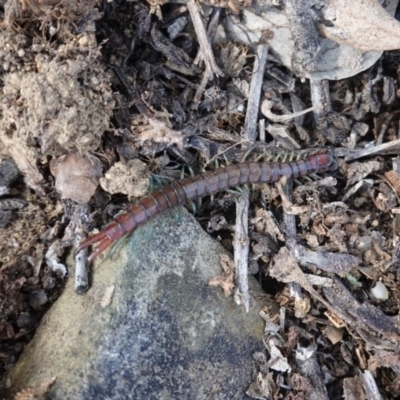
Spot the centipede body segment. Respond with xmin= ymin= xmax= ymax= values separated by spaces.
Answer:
xmin=76 ymin=149 xmax=338 ymax=263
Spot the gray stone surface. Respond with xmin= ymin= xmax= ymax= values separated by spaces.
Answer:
xmin=9 ymin=209 xmax=270 ymax=399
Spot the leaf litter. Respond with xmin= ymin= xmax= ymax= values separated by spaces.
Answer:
xmin=0 ymin=0 xmax=400 ymax=399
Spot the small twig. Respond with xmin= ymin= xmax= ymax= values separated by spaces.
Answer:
xmin=233 ymin=44 xmax=269 ymax=312
xmin=75 ymin=242 xmax=89 ymax=295
xmin=261 ymin=99 xmax=322 ymax=123
xmin=310 ymin=79 xmax=331 ymax=123
xmin=281 ymin=175 xmax=302 ymax=306
xmin=244 ymin=44 xmax=269 ymax=141
xmin=282 ymin=179 xmax=297 ymax=250
xmin=187 ymin=0 xmax=224 ymax=107
xmin=74 ymin=205 xmax=90 ymax=294
xmin=338 ymin=138 xmax=400 ymax=161
xmin=189 ymin=0 xmax=223 ymax=77
xmin=233 ymin=194 xmax=251 ymax=311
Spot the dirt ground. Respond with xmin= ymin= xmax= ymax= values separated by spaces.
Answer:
xmin=1 ymin=0 xmax=400 ymax=399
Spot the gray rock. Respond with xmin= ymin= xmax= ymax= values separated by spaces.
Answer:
xmin=9 ymin=209 xmax=271 ymax=399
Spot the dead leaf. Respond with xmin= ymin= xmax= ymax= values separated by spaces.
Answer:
xmin=267 ymin=339 xmax=292 ymax=373
xmin=345 ymin=160 xmax=382 ymax=187
xmin=368 ymin=349 xmax=400 ymax=371
xmin=50 ymin=152 xmax=102 ymax=204
xmin=246 ymin=372 xmax=275 ymax=400
xmin=13 ymin=377 xmax=56 ymax=400
xmin=208 ymin=254 xmax=235 ymax=296
xmin=321 ymin=0 xmax=400 ymax=51
xmin=385 ymin=169 xmax=400 ymax=195
xmin=343 ymin=376 xmax=366 ymax=400
xmin=322 ymin=325 xmax=343 ymax=345
xmin=251 ymin=209 xmax=284 ymax=241
xmin=100 ymin=285 xmax=115 ymax=308
xmin=294 ymin=296 xmax=310 ymax=319
xmin=134 ymin=114 xmax=183 ymax=149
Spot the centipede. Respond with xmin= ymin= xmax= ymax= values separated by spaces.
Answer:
xmin=76 ymin=148 xmax=338 ymax=263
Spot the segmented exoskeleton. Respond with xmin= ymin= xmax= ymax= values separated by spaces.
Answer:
xmin=76 ymin=148 xmax=337 ymax=263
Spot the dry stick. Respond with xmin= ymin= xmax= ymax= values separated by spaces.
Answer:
xmin=74 ymin=205 xmax=90 ymax=294
xmin=281 ymin=177 xmax=304 ymax=304
xmin=187 ymin=0 xmax=224 ymax=107
xmin=243 ymin=45 xmax=269 ymax=141
xmin=286 ymin=80 xmax=331 ymax=307
xmin=233 ymin=44 xmax=269 ymax=312
xmin=310 ymin=79 xmax=331 ymax=124
xmin=338 ymin=138 xmax=400 ymax=161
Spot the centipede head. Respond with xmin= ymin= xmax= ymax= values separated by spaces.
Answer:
xmin=309 ymin=148 xmax=338 ymax=174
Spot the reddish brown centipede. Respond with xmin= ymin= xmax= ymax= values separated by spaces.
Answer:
xmin=76 ymin=149 xmax=337 ymax=263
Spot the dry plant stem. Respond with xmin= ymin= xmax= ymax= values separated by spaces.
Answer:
xmin=282 ymin=179 xmax=296 ymax=250
xmin=282 ymin=178 xmax=303 ymax=303
xmin=340 ymin=138 xmax=400 ymax=161
xmin=261 ymin=100 xmax=322 ymax=122
xmin=187 ymin=0 xmax=224 ymax=106
xmin=243 ymin=44 xmax=269 ymax=141
xmin=75 ymin=245 xmax=89 ymax=294
xmin=233 ymin=194 xmax=251 ymax=311
xmin=189 ymin=0 xmax=223 ymax=76
xmin=295 ymin=344 xmax=330 ymax=400
xmin=259 ymin=119 xmax=266 ymax=142
xmin=74 ymin=205 xmax=90 ymax=294
xmin=233 ymin=44 xmax=269 ymax=312
xmin=310 ymin=79 xmax=331 ymax=123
